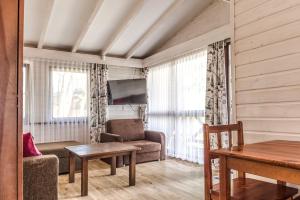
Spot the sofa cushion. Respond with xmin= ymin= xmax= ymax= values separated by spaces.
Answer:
xmin=125 ymin=140 xmax=161 ymax=154
xmin=36 ymin=141 xmax=82 ymax=158
xmin=107 ymin=119 xmax=145 ymax=141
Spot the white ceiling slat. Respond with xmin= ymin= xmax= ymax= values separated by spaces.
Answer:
xmin=37 ymin=0 xmax=56 ymax=49
xmin=102 ymin=0 xmax=144 ymax=56
xmin=125 ymin=0 xmax=184 ymax=59
xmin=24 ymin=47 xmax=143 ymax=68
xmin=72 ymin=0 xmax=105 ymax=53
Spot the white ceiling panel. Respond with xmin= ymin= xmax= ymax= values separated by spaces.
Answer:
xmin=44 ymin=0 xmax=99 ymax=49
xmin=24 ymin=0 xmax=215 ymax=58
xmin=78 ymin=0 xmax=137 ymax=53
xmin=108 ymin=0 xmax=175 ymax=56
xmin=134 ymin=0 xmax=213 ymax=58
xmin=24 ymin=0 xmax=54 ymax=45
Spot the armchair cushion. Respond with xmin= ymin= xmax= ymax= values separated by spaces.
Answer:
xmin=125 ymin=140 xmax=161 ymax=153
xmin=145 ymin=130 xmax=166 ymax=160
xmin=107 ymin=119 xmax=145 ymax=141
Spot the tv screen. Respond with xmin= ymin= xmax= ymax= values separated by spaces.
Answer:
xmin=107 ymin=79 xmax=147 ymax=105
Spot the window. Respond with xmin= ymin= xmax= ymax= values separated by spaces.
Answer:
xmin=23 ymin=60 xmax=90 ymax=144
xmin=51 ymin=69 xmax=88 ymax=119
xmin=147 ymin=49 xmax=207 ymax=164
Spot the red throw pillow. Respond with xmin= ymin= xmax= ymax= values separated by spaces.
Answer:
xmin=23 ymin=132 xmax=42 ymax=157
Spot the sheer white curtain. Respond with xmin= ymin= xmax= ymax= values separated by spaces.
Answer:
xmin=147 ymin=49 xmax=207 ymax=164
xmin=23 ymin=58 xmax=90 ymax=144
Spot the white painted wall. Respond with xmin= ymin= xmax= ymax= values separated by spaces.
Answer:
xmin=233 ymin=0 xmax=300 ymax=143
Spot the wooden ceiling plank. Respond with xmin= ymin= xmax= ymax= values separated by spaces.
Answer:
xmin=125 ymin=0 xmax=184 ymax=59
xmin=71 ymin=0 xmax=105 ymax=53
xmin=102 ymin=0 xmax=144 ymax=56
xmin=37 ymin=0 xmax=56 ymax=49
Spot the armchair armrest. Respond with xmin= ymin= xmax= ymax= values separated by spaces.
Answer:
xmin=101 ymin=132 xmax=123 ymax=143
xmin=145 ymin=130 xmax=166 ymax=160
xmin=23 ymin=155 xmax=58 ymax=200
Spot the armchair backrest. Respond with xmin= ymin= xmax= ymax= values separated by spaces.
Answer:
xmin=106 ymin=119 xmax=145 ymax=141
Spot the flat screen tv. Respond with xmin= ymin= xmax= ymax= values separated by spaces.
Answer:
xmin=107 ymin=78 xmax=147 ymax=105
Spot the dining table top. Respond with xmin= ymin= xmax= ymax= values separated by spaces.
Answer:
xmin=212 ymin=140 xmax=300 ymax=170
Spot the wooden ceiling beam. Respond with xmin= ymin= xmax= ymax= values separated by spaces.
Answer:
xmin=71 ymin=0 xmax=105 ymax=53
xmin=37 ymin=0 xmax=56 ymax=49
xmin=102 ymin=0 xmax=144 ymax=56
xmin=24 ymin=47 xmax=143 ymax=68
xmin=125 ymin=0 xmax=184 ymax=59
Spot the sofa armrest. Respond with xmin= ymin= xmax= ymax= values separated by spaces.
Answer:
xmin=101 ymin=132 xmax=123 ymax=143
xmin=23 ymin=155 xmax=58 ymax=200
xmin=145 ymin=130 xmax=166 ymax=160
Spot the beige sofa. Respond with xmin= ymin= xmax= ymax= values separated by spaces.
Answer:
xmin=23 ymin=155 xmax=58 ymax=200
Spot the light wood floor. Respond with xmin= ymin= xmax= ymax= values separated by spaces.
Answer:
xmin=58 ymin=159 xmax=204 ymax=200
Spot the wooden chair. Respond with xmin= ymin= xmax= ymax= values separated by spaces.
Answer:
xmin=203 ymin=121 xmax=298 ymax=200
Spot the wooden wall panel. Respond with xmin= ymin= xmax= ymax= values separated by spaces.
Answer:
xmin=237 ymin=86 xmax=300 ymax=104
xmin=237 ymin=103 xmax=300 ymax=118
xmin=236 ymin=69 xmax=300 ymax=91
xmin=234 ymin=0 xmax=300 ymax=143
xmin=236 ymin=53 xmax=300 ymax=78
xmin=235 ymin=0 xmax=300 ymax=28
xmin=242 ymin=119 xmax=300 ymax=134
xmin=236 ymin=36 xmax=300 ymax=66
xmin=236 ymin=20 xmax=300 ymax=53
xmin=235 ymin=4 xmax=300 ymax=41
xmin=0 ymin=0 xmax=23 ymax=199
xmin=235 ymin=0 xmax=269 ymax=16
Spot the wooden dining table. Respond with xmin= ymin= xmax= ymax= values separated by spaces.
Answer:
xmin=212 ymin=140 xmax=300 ymax=200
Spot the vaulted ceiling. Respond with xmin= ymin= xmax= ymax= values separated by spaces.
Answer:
xmin=24 ymin=0 xmax=213 ymax=59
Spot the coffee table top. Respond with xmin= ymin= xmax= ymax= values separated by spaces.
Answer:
xmin=65 ymin=142 xmax=141 ymax=158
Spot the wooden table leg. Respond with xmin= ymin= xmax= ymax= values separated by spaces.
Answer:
xmin=219 ymin=155 xmax=230 ymax=200
xmin=111 ymin=156 xmax=116 ymax=175
xmin=81 ymin=158 xmax=88 ymax=196
xmin=69 ymin=152 xmax=75 ymax=183
xmin=129 ymin=151 xmax=136 ymax=186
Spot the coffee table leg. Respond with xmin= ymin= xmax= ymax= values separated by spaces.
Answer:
xmin=111 ymin=156 xmax=116 ymax=175
xmin=129 ymin=151 xmax=136 ymax=186
xmin=81 ymin=158 xmax=88 ymax=196
xmin=69 ymin=152 xmax=75 ymax=183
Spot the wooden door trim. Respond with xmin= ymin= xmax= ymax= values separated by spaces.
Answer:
xmin=17 ymin=0 xmax=24 ymax=198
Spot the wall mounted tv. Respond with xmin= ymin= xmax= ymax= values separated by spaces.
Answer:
xmin=107 ymin=78 xmax=147 ymax=105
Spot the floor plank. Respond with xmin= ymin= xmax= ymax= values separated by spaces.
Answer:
xmin=58 ymin=159 xmax=204 ymax=200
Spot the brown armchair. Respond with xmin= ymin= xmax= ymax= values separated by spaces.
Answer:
xmin=101 ymin=119 xmax=165 ymax=167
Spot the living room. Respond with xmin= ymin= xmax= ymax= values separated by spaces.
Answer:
xmin=2 ymin=0 xmax=300 ymax=200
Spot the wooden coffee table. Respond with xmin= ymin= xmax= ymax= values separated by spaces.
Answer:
xmin=65 ymin=142 xmax=141 ymax=196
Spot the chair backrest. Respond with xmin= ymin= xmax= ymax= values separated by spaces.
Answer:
xmin=106 ymin=119 xmax=145 ymax=141
xmin=202 ymin=121 xmax=244 ymax=200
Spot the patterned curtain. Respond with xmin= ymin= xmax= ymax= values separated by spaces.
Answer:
xmin=205 ymin=40 xmax=230 ymax=154
xmin=140 ymin=67 xmax=149 ymax=128
xmin=89 ymin=64 xmax=108 ymax=143
xmin=205 ymin=40 xmax=228 ymax=126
